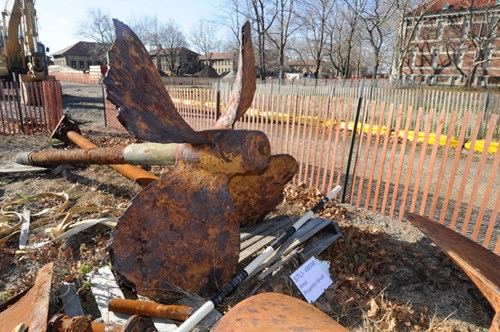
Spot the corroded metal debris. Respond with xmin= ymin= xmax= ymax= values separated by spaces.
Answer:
xmin=0 ymin=262 xmax=53 ymax=332
xmin=103 ymin=19 xmax=298 ymax=299
xmin=210 ymin=292 xmax=350 ymax=332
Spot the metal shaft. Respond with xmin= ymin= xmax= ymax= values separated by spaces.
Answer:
xmin=109 ymin=298 xmax=192 ymax=321
xmin=67 ymin=131 xmax=160 ymax=187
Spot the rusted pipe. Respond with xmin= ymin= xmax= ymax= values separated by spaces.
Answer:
xmin=108 ymin=298 xmax=192 ymax=321
xmin=65 ymin=131 xmax=159 ymax=187
xmin=17 ymin=143 xmax=177 ymax=166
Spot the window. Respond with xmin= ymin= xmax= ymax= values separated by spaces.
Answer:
xmin=70 ymin=60 xmax=76 ymax=68
xmin=431 ymin=48 xmax=439 ymax=68
xmin=482 ymin=49 xmax=491 ymax=70
xmin=408 ymin=50 xmax=416 ymax=69
xmin=79 ymin=61 xmax=84 ymax=69
xmin=461 ymin=17 xmax=469 ymax=38
xmin=412 ymin=24 xmax=420 ymax=41
xmin=436 ymin=20 xmax=444 ymax=39
xmin=455 ymin=47 xmax=465 ymax=67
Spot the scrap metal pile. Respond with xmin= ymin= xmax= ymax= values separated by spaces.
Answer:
xmin=1 ymin=19 xmax=353 ymax=331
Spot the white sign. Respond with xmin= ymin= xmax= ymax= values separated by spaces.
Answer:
xmin=290 ymin=257 xmax=333 ymax=303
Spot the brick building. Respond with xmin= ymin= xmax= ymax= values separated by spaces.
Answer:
xmin=52 ymin=41 xmax=109 ymax=71
xmin=199 ymin=52 xmax=237 ymax=75
xmin=402 ymin=0 xmax=500 ymax=86
xmin=150 ymin=47 xmax=200 ymax=75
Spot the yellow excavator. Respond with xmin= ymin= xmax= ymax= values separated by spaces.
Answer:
xmin=0 ymin=0 xmax=48 ymax=81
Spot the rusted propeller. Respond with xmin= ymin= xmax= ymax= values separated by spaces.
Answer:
xmin=104 ymin=20 xmax=297 ymax=299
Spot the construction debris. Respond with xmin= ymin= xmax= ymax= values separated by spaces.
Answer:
xmin=0 ymin=262 xmax=54 ymax=331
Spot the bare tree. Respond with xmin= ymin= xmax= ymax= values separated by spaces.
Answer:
xmin=191 ymin=20 xmax=220 ymax=63
xmin=215 ymin=0 xmax=248 ymax=45
xmin=266 ymin=0 xmax=300 ymax=81
xmin=250 ymin=0 xmax=278 ymax=80
xmin=158 ymin=20 xmax=188 ymax=73
xmin=75 ymin=7 xmax=114 ymax=44
xmin=358 ymin=0 xmax=397 ymax=78
xmin=296 ymin=0 xmax=335 ymax=78
xmin=391 ymin=0 xmax=436 ymax=81
xmin=324 ymin=0 xmax=364 ymax=79
xmin=127 ymin=15 xmax=158 ymax=49
xmin=459 ymin=0 xmax=499 ymax=86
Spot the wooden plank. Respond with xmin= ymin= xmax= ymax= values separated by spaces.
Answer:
xmin=364 ymin=102 xmax=386 ymax=210
xmin=399 ymin=107 xmax=424 ymax=221
xmin=409 ymin=108 xmax=435 ymax=214
xmin=240 ymin=216 xmax=295 ymax=250
xmin=356 ymin=101 xmax=377 ymax=207
xmin=389 ymin=106 xmax=413 ymax=218
xmin=315 ymin=96 xmax=330 ymax=188
xmin=419 ymin=110 xmax=446 ymax=216
xmin=463 ymin=114 xmax=498 ymax=237
xmin=372 ymin=104 xmax=395 ymax=212
xmin=439 ymin=112 xmax=470 ymax=224
xmin=429 ymin=111 xmax=458 ymax=219
xmin=381 ymin=105 xmax=403 ymax=214
xmin=327 ymin=97 xmax=344 ymax=192
xmin=479 ymin=148 xmax=500 ymax=248
xmin=239 ymin=218 xmax=296 ymax=262
xmin=321 ymin=97 xmax=337 ymax=191
xmin=336 ymin=97 xmax=353 ymax=186
xmin=310 ymin=97 xmax=323 ymax=187
xmin=449 ymin=114 xmax=482 ymax=230
xmin=297 ymin=95 xmax=311 ymax=184
xmin=303 ymin=96 xmax=316 ymax=185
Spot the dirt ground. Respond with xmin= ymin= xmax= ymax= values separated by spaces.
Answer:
xmin=0 ymin=82 xmax=496 ymax=331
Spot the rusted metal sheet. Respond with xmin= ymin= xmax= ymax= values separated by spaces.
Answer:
xmin=210 ymin=292 xmax=350 ymax=332
xmin=109 ymin=298 xmax=192 ymax=321
xmin=0 ymin=262 xmax=54 ymax=332
xmin=109 ymin=130 xmax=271 ymax=298
xmin=103 ymin=20 xmax=208 ymax=145
xmin=229 ymin=154 xmax=298 ymax=226
xmin=213 ymin=21 xmax=256 ymax=129
xmin=48 ymin=314 xmax=153 ymax=332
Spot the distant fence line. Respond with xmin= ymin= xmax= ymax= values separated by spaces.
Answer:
xmin=0 ymin=80 xmax=63 ymax=135
xmin=166 ymin=85 xmax=500 ymax=254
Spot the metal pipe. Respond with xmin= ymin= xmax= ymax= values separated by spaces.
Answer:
xmin=175 ymin=185 xmax=342 ymax=332
xmin=109 ymin=298 xmax=192 ymax=321
xmin=17 ymin=143 xmax=178 ymax=166
xmin=61 ymin=130 xmax=160 ymax=187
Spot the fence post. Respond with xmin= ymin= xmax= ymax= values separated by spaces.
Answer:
xmin=12 ymin=74 xmax=25 ymax=133
xmin=479 ymin=92 xmax=490 ymax=138
xmin=342 ymin=79 xmax=365 ymax=203
xmin=216 ymin=80 xmax=221 ymax=121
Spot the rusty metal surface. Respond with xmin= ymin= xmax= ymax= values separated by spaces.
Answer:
xmin=64 ymin=124 xmax=159 ymax=187
xmin=109 ymin=298 xmax=192 ymax=320
xmin=210 ymin=292 xmax=350 ymax=332
xmin=50 ymin=115 xmax=82 ymax=145
xmin=48 ymin=314 xmax=94 ymax=332
xmin=214 ymin=21 xmax=256 ymax=129
xmin=109 ymin=130 xmax=271 ymax=298
xmin=0 ymin=262 xmax=54 ymax=332
xmin=122 ymin=315 xmax=156 ymax=332
xmin=230 ymin=154 xmax=298 ymax=226
xmin=22 ymin=146 xmax=127 ymax=165
xmin=103 ymin=20 xmax=208 ymax=144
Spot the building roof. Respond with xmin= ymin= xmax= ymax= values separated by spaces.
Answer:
xmin=413 ymin=0 xmax=499 ymax=15
xmin=207 ymin=52 xmax=236 ymax=60
xmin=149 ymin=47 xmax=199 ymax=56
xmin=52 ymin=41 xmax=110 ymax=57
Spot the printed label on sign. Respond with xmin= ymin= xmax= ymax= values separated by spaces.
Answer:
xmin=290 ymin=256 xmax=333 ymax=303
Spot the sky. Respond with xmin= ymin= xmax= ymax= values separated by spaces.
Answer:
xmin=34 ymin=0 xmax=224 ymax=54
